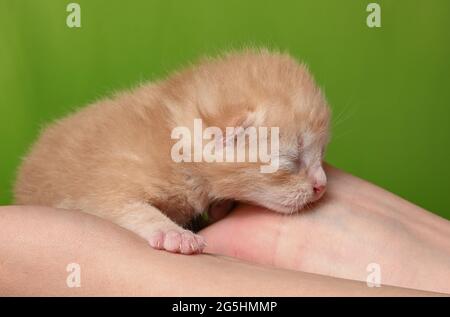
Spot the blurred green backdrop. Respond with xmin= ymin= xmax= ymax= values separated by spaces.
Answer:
xmin=1 ymin=0 xmax=449 ymax=219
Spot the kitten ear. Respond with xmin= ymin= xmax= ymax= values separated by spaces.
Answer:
xmin=222 ymin=126 xmax=244 ymax=148
xmin=240 ymin=109 xmax=266 ymax=127
xmin=222 ymin=109 xmax=266 ymax=147
xmin=228 ymin=109 xmax=266 ymax=130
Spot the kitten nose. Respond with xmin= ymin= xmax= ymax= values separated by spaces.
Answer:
xmin=312 ymin=183 xmax=326 ymax=201
xmin=310 ymin=166 xmax=327 ymax=200
xmin=313 ymin=184 xmax=326 ymax=195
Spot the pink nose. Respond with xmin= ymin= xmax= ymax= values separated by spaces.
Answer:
xmin=313 ymin=184 xmax=326 ymax=196
xmin=309 ymin=166 xmax=327 ymax=200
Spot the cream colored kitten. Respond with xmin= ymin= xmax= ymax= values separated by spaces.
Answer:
xmin=14 ymin=49 xmax=330 ymax=254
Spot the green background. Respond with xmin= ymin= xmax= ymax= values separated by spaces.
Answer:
xmin=1 ymin=0 xmax=449 ymax=219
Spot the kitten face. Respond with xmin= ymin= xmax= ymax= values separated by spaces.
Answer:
xmin=202 ymin=103 xmax=330 ymax=214
xmin=265 ymin=122 xmax=329 ymax=213
xmin=173 ymin=49 xmax=331 ymax=214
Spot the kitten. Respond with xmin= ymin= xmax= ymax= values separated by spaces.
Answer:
xmin=14 ymin=49 xmax=330 ymax=254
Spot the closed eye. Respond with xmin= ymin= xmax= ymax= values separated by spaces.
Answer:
xmin=294 ymin=157 xmax=303 ymax=172
xmin=320 ymin=146 xmax=326 ymax=160
xmin=280 ymin=152 xmax=303 ymax=173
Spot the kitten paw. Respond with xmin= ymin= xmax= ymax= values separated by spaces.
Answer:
xmin=148 ymin=229 xmax=206 ymax=254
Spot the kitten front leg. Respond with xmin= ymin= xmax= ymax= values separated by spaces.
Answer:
xmin=106 ymin=202 xmax=206 ymax=254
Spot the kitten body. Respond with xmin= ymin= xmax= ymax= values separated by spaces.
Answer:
xmin=14 ymin=50 xmax=330 ymax=254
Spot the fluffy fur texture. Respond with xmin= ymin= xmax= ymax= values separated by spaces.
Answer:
xmin=14 ymin=49 xmax=330 ymax=254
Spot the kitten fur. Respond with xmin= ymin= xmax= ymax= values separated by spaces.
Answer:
xmin=14 ymin=49 xmax=330 ymax=254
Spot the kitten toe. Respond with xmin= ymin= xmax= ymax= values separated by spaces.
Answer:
xmin=163 ymin=230 xmax=183 ymax=252
xmin=148 ymin=229 xmax=205 ymax=254
xmin=148 ymin=230 xmax=165 ymax=249
xmin=180 ymin=231 xmax=198 ymax=254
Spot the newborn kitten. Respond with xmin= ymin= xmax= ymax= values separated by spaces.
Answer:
xmin=14 ymin=49 xmax=330 ymax=254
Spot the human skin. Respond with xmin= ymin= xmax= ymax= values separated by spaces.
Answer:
xmin=0 ymin=205 xmax=437 ymax=296
xmin=200 ymin=164 xmax=450 ymax=294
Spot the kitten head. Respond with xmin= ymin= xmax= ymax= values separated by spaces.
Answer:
xmin=170 ymin=49 xmax=330 ymax=213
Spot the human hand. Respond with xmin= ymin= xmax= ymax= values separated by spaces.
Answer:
xmin=200 ymin=164 xmax=450 ymax=294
